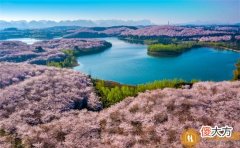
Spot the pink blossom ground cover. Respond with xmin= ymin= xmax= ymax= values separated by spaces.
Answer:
xmin=0 ymin=62 xmax=240 ymax=148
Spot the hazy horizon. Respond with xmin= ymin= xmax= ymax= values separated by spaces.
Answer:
xmin=0 ymin=0 xmax=239 ymax=25
xmin=1 ymin=19 xmax=240 ymax=25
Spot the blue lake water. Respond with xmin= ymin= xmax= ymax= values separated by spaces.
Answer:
xmin=74 ymin=37 xmax=240 ymax=85
xmin=3 ymin=37 xmax=239 ymax=85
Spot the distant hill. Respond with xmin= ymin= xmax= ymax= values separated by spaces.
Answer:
xmin=0 ymin=19 xmax=153 ymax=29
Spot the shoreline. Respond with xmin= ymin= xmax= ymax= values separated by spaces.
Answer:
xmin=147 ymin=46 xmax=240 ymax=57
xmin=209 ymin=46 xmax=240 ymax=53
xmin=119 ymin=37 xmax=240 ymax=54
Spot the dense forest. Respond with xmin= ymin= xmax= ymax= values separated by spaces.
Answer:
xmin=146 ymin=41 xmax=240 ymax=56
xmin=94 ymin=79 xmax=195 ymax=107
xmin=47 ymin=50 xmax=79 ymax=68
xmin=147 ymin=43 xmax=196 ymax=56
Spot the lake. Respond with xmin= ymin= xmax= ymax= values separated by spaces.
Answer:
xmin=2 ymin=37 xmax=239 ymax=85
xmin=74 ymin=37 xmax=240 ymax=85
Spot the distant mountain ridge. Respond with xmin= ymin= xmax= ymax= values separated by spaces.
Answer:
xmin=0 ymin=20 xmax=153 ymax=29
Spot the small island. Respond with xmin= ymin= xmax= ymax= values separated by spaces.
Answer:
xmin=147 ymin=41 xmax=240 ymax=57
xmin=147 ymin=43 xmax=198 ymax=56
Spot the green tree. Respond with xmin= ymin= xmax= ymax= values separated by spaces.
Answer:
xmin=233 ymin=60 xmax=240 ymax=80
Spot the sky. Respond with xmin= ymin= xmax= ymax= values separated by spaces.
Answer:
xmin=0 ymin=0 xmax=239 ymax=24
